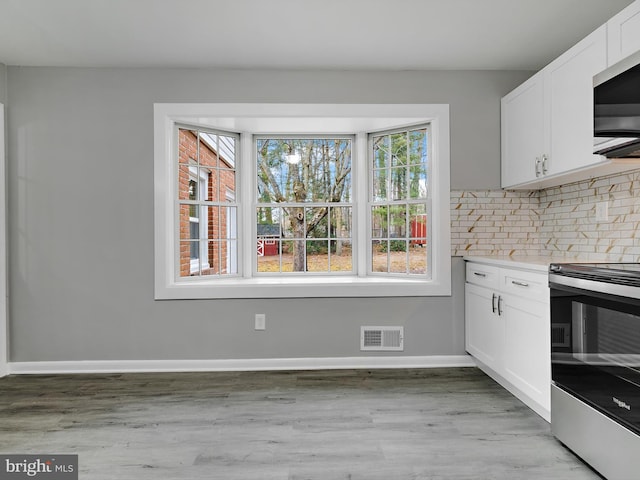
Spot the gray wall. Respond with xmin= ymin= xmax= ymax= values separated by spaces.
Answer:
xmin=0 ymin=64 xmax=6 ymax=105
xmin=6 ymin=67 xmax=530 ymax=362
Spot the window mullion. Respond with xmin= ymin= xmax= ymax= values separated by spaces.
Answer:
xmin=355 ymin=132 xmax=368 ymax=277
xmin=242 ymin=132 xmax=254 ymax=279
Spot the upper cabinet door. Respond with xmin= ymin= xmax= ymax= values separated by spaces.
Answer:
xmin=608 ymin=0 xmax=640 ymax=66
xmin=545 ymin=26 xmax=608 ymax=177
xmin=501 ymin=72 xmax=544 ymax=188
xmin=501 ymin=27 xmax=607 ymax=189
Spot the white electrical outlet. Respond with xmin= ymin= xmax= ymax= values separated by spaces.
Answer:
xmin=595 ymin=201 xmax=608 ymax=222
xmin=255 ymin=314 xmax=266 ymax=330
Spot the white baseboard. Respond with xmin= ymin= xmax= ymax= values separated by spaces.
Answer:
xmin=7 ymin=355 xmax=476 ymax=375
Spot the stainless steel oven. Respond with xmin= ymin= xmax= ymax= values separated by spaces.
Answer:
xmin=549 ymin=263 xmax=640 ymax=480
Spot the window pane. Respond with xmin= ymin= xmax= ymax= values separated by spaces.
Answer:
xmin=330 ymin=240 xmax=352 ymax=272
xmin=372 ymin=169 xmax=387 ymax=202
xmin=390 ymin=167 xmax=407 ymax=200
xmin=389 ymin=205 xmax=407 ymax=238
xmin=178 ymin=128 xmax=199 ymax=165
xmin=217 ymin=135 xmax=236 ymax=169
xmin=220 ymin=170 xmax=236 ymax=202
xmin=225 ymin=207 xmax=238 ymax=240
xmin=257 ymin=239 xmax=280 ymax=273
xmin=256 ymin=138 xmax=352 ymax=203
xmin=178 ymin=165 xmax=196 ymax=201
xmin=225 ymin=240 xmax=238 ymax=275
xmin=257 ymin=207 xmax=281 ymax=269
xmin=198 ymin=132 xmax=219 ymax=169
xmin=205 ymin=168 xmax=217 ymax=202
xmin=287 ymin=207 xmax=305 ymax=239
xmin=281 ymin=208 xmax=295 ymax=238
xmin=391 ymin=132 xmax=407 ymax=166
xmin=409 ymin=164 xmax=428 ymax=199
xmin=281 ymin=240 xmax=295 ymax=272
xmin=410 ymin=205 xmax=427 ymax=245
xmin=373 ymin=135 xmax=389 ymax=169
xmin=179 ymin=204 xmax=193 ymax=239
xmin=202 ymin=241 xmax=219 ymax=276
xmin=390 ymin=243 xmax=408 ymax=274
xmin=371 ymin=206 xmax=387 ymax=238
xmin=205 ymin=206 xmax=218 ymax=240
xmin=257 ymin=206 xmax=280 ymax=227
xmin=409 ymin=129 xmax=427 ymax=165
xmin=306 ymin=207 xmax=328 ymax=239
xmin=409 ymin=246 xmax=427 ymax=275
xmin=189 ymin=239 xmax=199 ymax=260
xmin=307 ymin=241 xmax=328 ymax=272
xmin=372 ymin=241 xmax=388 ymax=272
xmin=330 ymin=207 xmax=351 ymax=238
xmin=179 ymin=241 xmax=199 ymax=277
xmin=189 ymin=222 xmax=199 ymax=244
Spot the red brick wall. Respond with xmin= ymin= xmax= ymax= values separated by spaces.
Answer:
xmin=178 ymin=129 xmax=236 ymax=277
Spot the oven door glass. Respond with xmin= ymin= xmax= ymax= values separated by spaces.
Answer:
xmin=551 ymin=283 xmax=640 ymax=435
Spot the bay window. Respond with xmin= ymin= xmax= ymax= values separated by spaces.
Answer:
xmin=154 ymin=104 xmax=450 ymax=299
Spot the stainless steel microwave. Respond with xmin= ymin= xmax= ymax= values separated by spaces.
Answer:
xmin=594 ymin=51 xmax=640 ymax=158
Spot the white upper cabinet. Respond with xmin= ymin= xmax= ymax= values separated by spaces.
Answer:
xmin=544 ymin=26 xmax=608 ymax=177
xmin=501 ymin=72 xmax=544 ymax=188
xmin=502 ymin=26 xmax=608 ymax=189
xmin=608 ymin=0 xmax=640 ymax=66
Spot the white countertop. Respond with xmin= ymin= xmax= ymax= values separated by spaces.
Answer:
xmin=462 ymin=255 xmax=592 ymax=272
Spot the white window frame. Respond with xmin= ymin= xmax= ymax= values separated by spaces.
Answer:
xmin=368 ymin=125 xmax=432 ymax=278
xmin=154 ymin=103 xmax=451 ymax=299
xmin=254 ymin=135 xmax=355 ymax=276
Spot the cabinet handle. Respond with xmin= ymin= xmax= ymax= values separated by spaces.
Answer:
xmin=542 ymin=154 xmax=549 ymax=174
xmin=492 ymin=293 xmax=497 ymax=313
xmin=534 ymin=157 xmax=542 ymax=177
xmin=498 ymin=295 xmax=504 ymax=316
xmin=473 ymin=272 xmax=487 ymax=278
xmin=511 ymin=280 xmax=529 ymax=287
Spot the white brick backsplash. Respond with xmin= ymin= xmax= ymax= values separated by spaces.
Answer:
xmin=451 ymin=168 xmax=640 ymax=261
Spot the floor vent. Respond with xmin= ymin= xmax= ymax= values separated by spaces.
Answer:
xmin=360 ymin=326 xmax=404 ymax=351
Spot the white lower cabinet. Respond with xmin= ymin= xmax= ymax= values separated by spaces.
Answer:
xmin=465 ymin=261 xmax=550 ymax=421
xmin=465 ymin=283 xmax=503 ymax=372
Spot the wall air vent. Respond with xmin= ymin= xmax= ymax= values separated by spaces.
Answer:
xmin=360 ymin=326 xmax=404 ymax=351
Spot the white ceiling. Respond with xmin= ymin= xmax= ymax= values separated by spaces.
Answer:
xmin=0 ymin=0 xmax=634 ymax=71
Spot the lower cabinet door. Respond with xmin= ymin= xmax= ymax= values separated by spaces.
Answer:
xmin=502 ymin=295 xmax=550 ymax=412
xmin=465 ymin=283 xmax=503 ymax=372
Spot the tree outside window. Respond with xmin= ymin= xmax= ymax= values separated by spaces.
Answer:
xmin=256 ymin=138 xmax=353 ymax=273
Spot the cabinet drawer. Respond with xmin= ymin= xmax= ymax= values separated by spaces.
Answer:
xmin=501 ymin=269 xmax=548 ymax=302
xmin=466 ymin=262 xmax=500 ymax=289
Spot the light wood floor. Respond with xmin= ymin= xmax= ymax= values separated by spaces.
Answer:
xmin=0 ymin=368 xmax=600 ymax=479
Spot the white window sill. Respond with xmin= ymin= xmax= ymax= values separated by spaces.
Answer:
xmin=155 ymin=275 xmax=451 ymax=299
